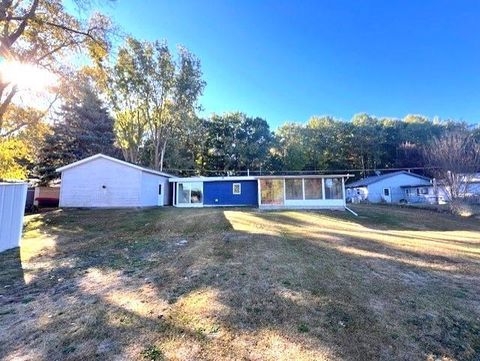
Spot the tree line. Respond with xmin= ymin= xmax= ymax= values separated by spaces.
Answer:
xmin=35 ymin=81 xmax=480 ymax=182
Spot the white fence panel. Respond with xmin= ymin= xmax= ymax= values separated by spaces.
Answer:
xmin=0 ymin=183 xmax=27 ymax=253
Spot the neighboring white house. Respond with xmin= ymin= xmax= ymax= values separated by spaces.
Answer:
xmin=57 ymin=154 xmax=172 ymax=208
xmin=435 ymin=172 xmax=480 ymax=203
xmin=346 ymin=171 xmax=432 ymax=204
xmin=0 ymin=183 xmax=27 ymax=252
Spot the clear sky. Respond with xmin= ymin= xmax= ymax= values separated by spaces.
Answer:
xmin=97 ymin=0 xmax=480 ymax=128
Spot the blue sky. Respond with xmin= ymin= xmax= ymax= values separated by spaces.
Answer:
xmin=96 ymin=0 xmax=480 ymax=128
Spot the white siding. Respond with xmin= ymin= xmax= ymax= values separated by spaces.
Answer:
xmin=366 ymin=174 xmax=431 ymax=203
xmin=0 ymin=183 xmax=27 ymax=252
xmin=140 ymin=172 xmax=170 ymax=206
xmin=59 ymin=158 xmax=143 ymax=207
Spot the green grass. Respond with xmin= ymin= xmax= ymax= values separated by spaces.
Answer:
xmin=1 ymin=205 xmax=480 ymax=360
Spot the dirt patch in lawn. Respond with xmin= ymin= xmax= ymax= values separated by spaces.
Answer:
xmin=1 ymin=206 xmax=480 ymax=360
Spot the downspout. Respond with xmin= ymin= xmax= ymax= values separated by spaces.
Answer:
xmin=345 ymin=206 xmax=358 ymax=216
xmin=344 ymin=174 xmax=358 ymax=216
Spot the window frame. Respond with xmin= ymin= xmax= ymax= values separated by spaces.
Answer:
xmin=259 ymin=179 xmax=285 ymax=205
xmin=285 ymin=178 xmax=303 ymax=200
xmin=176 ymin=182 xmax=203 ymax=205
xmin=324 ymin=178 xmax=343 ymax=200
xmin=304 ymin=178 xmax=323 ymax=200
xmin=232 ymin=183 xmax=241 ymax=195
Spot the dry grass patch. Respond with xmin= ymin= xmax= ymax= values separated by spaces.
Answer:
xmin=1 ymin=205 xmax=479 ymax=360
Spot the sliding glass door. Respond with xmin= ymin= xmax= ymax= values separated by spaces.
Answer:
xmin=177 ymin=182 xmax=203 ymax=205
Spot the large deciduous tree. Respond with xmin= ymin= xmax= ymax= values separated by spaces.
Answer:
xmin=201 ymin=113 xmax=274 ymax=174
xmin=0 ymin=0 xmax=112 ymax=179
xmin=424 ymin=132 xmax=480 ymax=202
xmin=109 ymin=37 xmax=205 ymax=171
xmin=0 ymin=0 xmax=111 ymax=135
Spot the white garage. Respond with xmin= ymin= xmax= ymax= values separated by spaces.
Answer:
xmin=57 ymin=154 xmax=172 ymax=208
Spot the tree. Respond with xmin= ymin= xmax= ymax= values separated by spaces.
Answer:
xmin=0 ymin=0 xmax=111 ymax=136
xmin=36 ymin=79 xmax=117 ymax=184
xmin=162 ymin=115 xmax=208 ymax=174
xmin=0 ymin=104 xmax=50 ymax=179
xmin=0 ymin=0 xmax=112 ymax=179
xmin=275 ymin=123 xmax=308 ymax=171
xmin=0 ymin=137 xmax=29 ymax=180
xmin=424 ymin=132 xmax=480 ymax=202
xmin=199 ymin=113 xmax=274 ymax=174
xmin=113 ymin=108 xmax=147 ymax=164
xmin=109 ymin=37 xmax=205 ymax=170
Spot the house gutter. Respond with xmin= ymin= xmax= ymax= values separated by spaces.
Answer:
xmin=344 ymin=206 xmax=358 ymax=216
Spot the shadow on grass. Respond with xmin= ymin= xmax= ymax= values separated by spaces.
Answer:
xmin=0 ymin=206 xmax=479 ymax=360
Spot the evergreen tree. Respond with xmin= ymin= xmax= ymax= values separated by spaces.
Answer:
xmin=36 ymin=81 xmax=118 ymax=184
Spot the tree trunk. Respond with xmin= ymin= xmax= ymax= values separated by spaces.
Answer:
xmin=159 ymin=139 xmax=167 ymax=171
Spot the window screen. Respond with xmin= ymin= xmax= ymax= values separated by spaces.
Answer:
xmin=260 ymin=179 xmax=284 ymax=205
xmin=304 ymin=178 xmax=323 ymax=199
xmin=285 ymin=178 xmax=303 ymax=200
xmin=325 ymin=178 xmax=342 ymax=199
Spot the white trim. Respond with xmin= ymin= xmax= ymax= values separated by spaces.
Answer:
xmin=169 ymin=176 xmax=257 ymax=183
xmin=257 ymin=179 xmax=261 ymax=206
xmin=174 ymin=181 xmax=204 ymax=207
xmin=169 ymin=174 xmax=352 ymax=183
xmin=302 ymin=179 xmax=305 ymax=200
xmin=321 ymin=178 xmax=326 ymax=200
xmin=232 ymin=182 xmax=241 ymax=195
xmin=56 ymin=154 xmax=173 ymax=178
xmin=258 ymin=174 xmax=352 ymax=180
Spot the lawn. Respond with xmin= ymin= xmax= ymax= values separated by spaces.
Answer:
xmin=1 ymin=205 xmax=480 ymax=361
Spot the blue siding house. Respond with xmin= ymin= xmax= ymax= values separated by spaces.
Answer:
xmin=170 ymin=174 xmax=352 ymax=210
xmin=203 ymin=180 xmax=258 ymax=206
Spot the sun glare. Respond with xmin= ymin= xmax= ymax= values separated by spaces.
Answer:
xmin=0 ymin=61 xmax=57 ymax=91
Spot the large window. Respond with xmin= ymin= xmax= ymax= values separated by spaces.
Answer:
xmin=177 ymin=182 xmax=203 ymax=204
xmin=285 ymin=178 xmax=303 ymax=200
xmin=324 ymin=178 xmax=342 ymax=199
xmin=304 ymin=178 xmax=323 ymax=199
xmin=260 ymin=179 xmax=284 ymax=205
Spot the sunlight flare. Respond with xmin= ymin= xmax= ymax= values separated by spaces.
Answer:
xmin=0 ymin=60 xmax=57 ymax=91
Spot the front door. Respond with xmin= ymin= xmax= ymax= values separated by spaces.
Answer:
xmin=158 ymin=183 xmax=163 ymax=206
xmin=383 ymin=188 xmax=392 ymax=203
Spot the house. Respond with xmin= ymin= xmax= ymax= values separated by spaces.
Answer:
xmin=435 ymin=172 xmax=480 ymax=203
xmin=346 ymin=171 xmax=432 ymax=204
xmin=169 ymin=174 xmax=351 ymax=210
xmin=57 ymin=154 xmax=173 ymax=208
xmin=401 ymin=184 xmax=437 ymax=204
xmin=0 ymin=183 xmax=27 ymax=252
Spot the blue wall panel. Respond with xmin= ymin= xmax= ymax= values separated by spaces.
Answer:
xmin=203 ymin=180 xmax=258 ymax=206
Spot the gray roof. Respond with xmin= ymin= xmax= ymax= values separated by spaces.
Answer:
xmin=346 ymin=171 xmax=431 ymax=188
xmin=56 ymin=154 xmax=174 ymax=178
